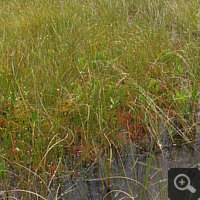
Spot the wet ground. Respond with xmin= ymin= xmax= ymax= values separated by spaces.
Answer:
xmin=1 ymin=108 xmax=200 ymax=199
xmin=0 ymin=132 xmax=200 ymax=200
xmin=51 ymin=132 xmax=200 ymax=200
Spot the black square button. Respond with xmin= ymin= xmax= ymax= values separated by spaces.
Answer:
xmin=168 ymin=168 xmax=200 ymax=200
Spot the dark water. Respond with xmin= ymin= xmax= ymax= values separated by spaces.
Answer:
xmin=50 ymin=132 xmax=200 ymax=200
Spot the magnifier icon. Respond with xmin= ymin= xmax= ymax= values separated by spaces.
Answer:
xmin=174 ymin=174 xmax=196 ymax=193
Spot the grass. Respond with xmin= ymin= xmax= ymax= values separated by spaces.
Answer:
xmin=0 ymin=0 xmax=199 ymax=199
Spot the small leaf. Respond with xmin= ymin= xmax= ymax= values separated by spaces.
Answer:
xmin=156 ymin=83 xmax=160 ymax=93
xmin=178 ymin=65 xmax=184 ymax=73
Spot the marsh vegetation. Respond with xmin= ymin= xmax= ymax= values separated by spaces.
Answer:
xmin=0 ymin=0 xmax=199 ymax=199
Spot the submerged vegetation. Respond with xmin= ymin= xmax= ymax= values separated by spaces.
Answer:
xmin=0 ymin=0 xmax=199 ymax=199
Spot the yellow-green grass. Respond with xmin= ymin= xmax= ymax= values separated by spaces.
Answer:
xmin=0 ymin=0 xmax=199 ymax=198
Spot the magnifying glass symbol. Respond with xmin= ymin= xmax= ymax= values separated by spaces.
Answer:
xmin=174 ymin=174 xmax=196 ymax=193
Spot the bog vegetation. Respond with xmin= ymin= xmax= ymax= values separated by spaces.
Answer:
xmin=0 ymin=0 xmax=199 ymax=199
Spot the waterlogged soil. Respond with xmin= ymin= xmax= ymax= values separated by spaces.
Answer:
xmin=47 ymin=132 xmax=200 ymax=200
xmin=1 ymin=113 xmax=200 ymax=199
xmin=1 ymin=133 xmax=200 ymax=199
